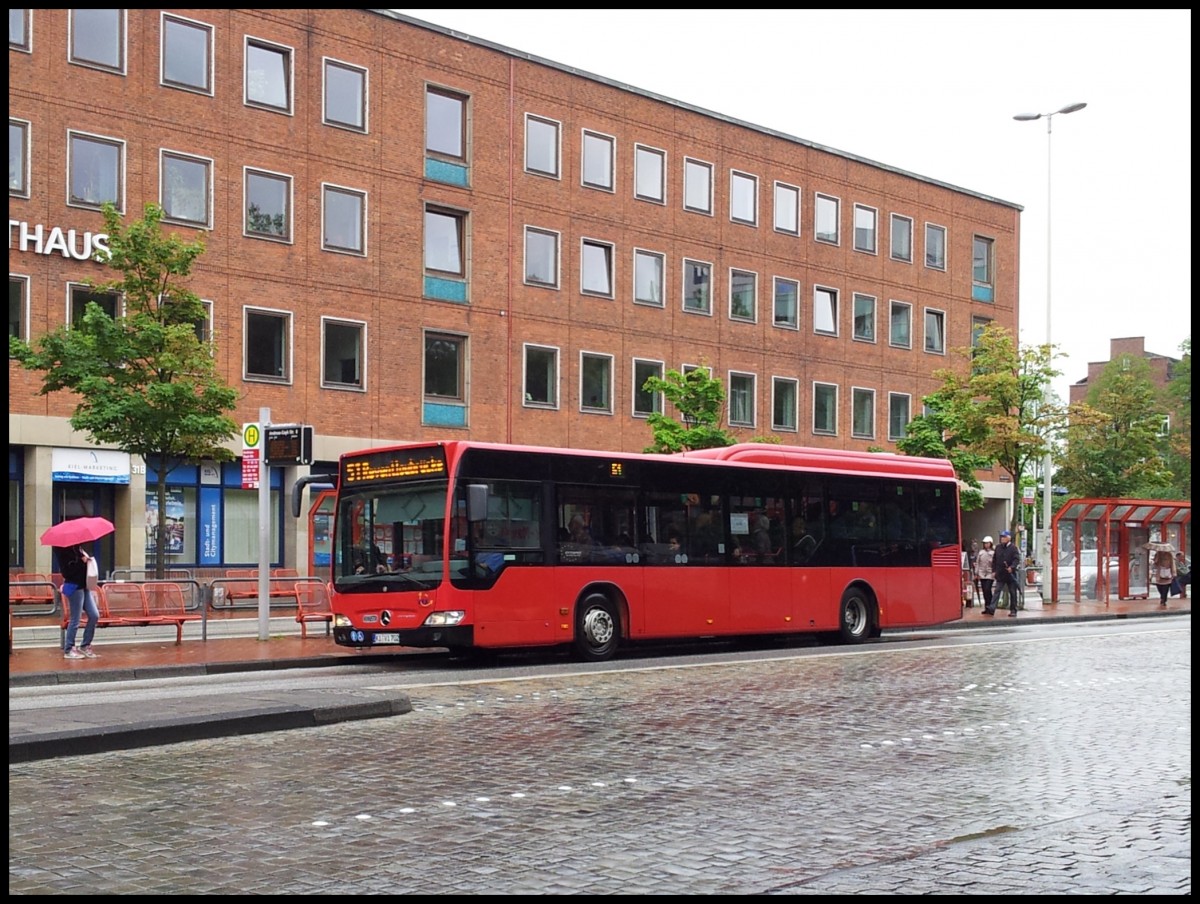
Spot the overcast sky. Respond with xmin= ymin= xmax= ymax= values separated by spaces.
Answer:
xmin=397 ymin=9 xmax=1191 ymax=399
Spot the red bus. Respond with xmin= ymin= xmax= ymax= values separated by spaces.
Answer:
xmin=329 ymin=441 xmax=963 ymax=660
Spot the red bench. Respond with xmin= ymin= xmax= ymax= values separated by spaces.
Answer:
xmin=220 ymin=569 xmax=301 ymax=606
xmin=60 ymin=582 xmax=200 ymax=645
xmin=11 ymin=573 xmax=57 ymax=613
xmin=293 ymin=579 xmax=333 ymax=638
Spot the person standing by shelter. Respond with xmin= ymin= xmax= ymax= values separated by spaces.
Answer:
xmin=976 ymin=537 xmax=997 ymax=615
xmin=992 ymin=530 xmax=1022 ymax=617
xmin=55 ymin=544 xmax=101 ymax=659
xmin=1151 ymin=549 xmax=1178 ymax=606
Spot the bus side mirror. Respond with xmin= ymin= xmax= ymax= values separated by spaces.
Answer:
xmin=467 ymin=483 xmax=489 ymax=522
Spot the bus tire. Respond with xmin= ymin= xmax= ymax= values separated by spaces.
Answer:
xmin=573 ymin=592 xmax=620 ymax=662
xmin=837 ymin=587 xmax=873 ymax=644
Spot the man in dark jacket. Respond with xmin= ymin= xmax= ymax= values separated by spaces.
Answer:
xmin=992 ymin=530 xmax=1022 ymax=617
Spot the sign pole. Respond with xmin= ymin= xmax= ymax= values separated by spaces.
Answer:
xmin=258 ymin=407 xmax=271 ymax=641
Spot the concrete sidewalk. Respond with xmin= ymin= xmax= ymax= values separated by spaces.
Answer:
xmin=9 ymin=595 xmax=1188 ymax=762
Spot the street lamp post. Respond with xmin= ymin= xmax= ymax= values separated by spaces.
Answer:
xmin=1013 ymin=101 xmax=1087 ymax=570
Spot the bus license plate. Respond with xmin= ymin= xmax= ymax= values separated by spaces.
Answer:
xmin=372 ymin=632 xmax=400 ymax=645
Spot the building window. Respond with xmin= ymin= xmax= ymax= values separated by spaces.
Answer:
xmin=581 ymin=129 xmax=615 ymax=192
xmin=581 ymin=239 xmax=614 ymax=297
xmin=426 ymin=86 xmax=466 ymax=161
xmin=730 ymin=170 xmax=757 ymax=225
xmin=67 ymin=131 xmax=123 ymax=210
xmin=853 ymin=204 xmax=877 ymax=254
xmin=322 ymin=184 xmax=366 ymax=255
xmin=890 ymin=214 xmax=913 ymax=263
xmin=524 ymin=227 xmax=559 ymax=288
xmin=813 ymin=285 xmax=838 ymax=336
xmin=9 ymin=118 xmax=29 ymax=197
xmin=321 ymin=318 xmax=364 ymax=389
xmin=972 ymin=234 xmax=994 ymax=302
xmin=244 ymin=168 xmax=291 ymax=241
xmin=888 ymin=393 xmax=912 ymax=441
xmin=245 ymin=38 xmax=292 ymax=113
xmin=729 ymin=372 xmax=756 ymax=427
xmin=10 ymin=275 xmax=29 ymax=340
xmin=523 ymin=344 xmax=558 ymax=408
xmin=633 ymin=359 xmax=664 ymax=417
xmin=774 ymin=182 xmax=800 ymax=235
xmin=424 ymin=206 xmax=465 ymax=276
xmin=425 ymin=332 xmax=465 ymax=402
xmin=324 ymin=59 xmax=367 ymax=132
xmin=525 ymin=114 xmax=560 ymax=178
xmin=580 ymin=352 xmax=613 ymax=412
xmin=10 ymin=9 xmax=31 ymax=52
xmin=634 ymin=249 xmax=665 ymax=307
xmin=852 ymin=293 xmax=876 ymax=342
xmin=635 ymin=144 xmax=665 ymax=203
xmin=851 ymin=388 xmax=875 ymax=439
xmin=772 ymin=377 xmax=798 ymax=432
xmin=160 ymin=151 xmax=211 ymax=228
xmin=161 ymin=13 xmax=212 ymax=94
xmin=773 ymin=277 xmax=798 ymax=329
xmin=889 ymin=300 xmax=912 ymax=349
xmin=972 ymin=316 xmax=992 ymax=348
xmin=193 ymin=299 xmax=213 ymax=346
xmin=815 ymin=193 xmax=839 ymax=244
xmin=729 ymin=269 xmax=757 ymax=323
xmin=244 ymin=308 xmax=291 ymax=382
xmin=69 ymin=9 xmax=124 ymax=73
xmin=683 ymin=259 xmax=712 ymax=315
xmin=924 ymin=308 xmax=946 ymax=354
xmin=684 ymin=157 xmax=713 ymax=214
xmin=925 ymin=223 xmax=947 ymax=270
xmin=69 ymin=285 xmax=119 ymax=326
xmin=813 ymin=382 xmax=837 ymax=436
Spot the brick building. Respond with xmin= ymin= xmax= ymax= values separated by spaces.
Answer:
xmin=9 ymin=9 xmax=1022 ymax=575
xmin=1069 ymin=337 xmax=1181 ymax=405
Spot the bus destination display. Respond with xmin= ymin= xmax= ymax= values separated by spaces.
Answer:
xmin=342 ymin=447 xmax=448 ymax=484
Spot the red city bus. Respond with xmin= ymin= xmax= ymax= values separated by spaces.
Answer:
xmin=329 ymin=441 xmax=963 ymax=660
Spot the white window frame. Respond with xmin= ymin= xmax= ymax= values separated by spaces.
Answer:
xmin=728 ymin=371 xmax=757 ymax=428
xmin=728 ymin=268 xmax=757 ymax=323
xmin=634 ymin=143 xmax=666 ymax=204
xmin=524 ymin=114 xmax=561 ymax=179
xmin=67 ymin=282 xmax=121 ymax=327
xmin=242 ymin=305 xmax=293 ymax=384
xmin=888 ymin=392 xmax=912 ymax=441
xmin=10 ymin=117 xmax=30 ymax=198
xmin=243 ymin=166 xmax=293 ymax=243
xmin=633 ymin=248 xmax=665 ymax=308
xmin=66 ymin=129 xmax=125 ymax=212
xmin=68 ymin=8 xmax=125 ymax=74
xmin=682 ymin=258 xmax=713 ymax=316
xmin=523 ymin=226 xmax=560 ymax=288
xmin=924 ymin=308 xmax=947 ymax=355
xmin=889 ymin=300 xmax=912 ymax=349
xmin=581 ymin=129 xmax=615 ymax=193
xmin=10 ymin=273 xmax=30 ymax=341
xmin=813 ymin=285 xmax=838 ymax=337
xmin=812 ymin=382 xmax=838 ymax=436
xmin=815 ymin=193 xmax=840 ymax=245
xmin=852 ymin=292 xmax=877 ymax=343
xmin=683 ymin=157 xmax=713 ymax=215
xmin=321 ymin=183 xmax=367 ymax=256
xmin=194 ymin=299 xmax=214 ymax=348
xmin=160 ymin=12 xmax=213 ymax=96
xmin=10 ymin=9 xmax=32 ymax=53
xmin=320 ymin=316 xmax=367 ymax=391
xmin=581 ymin=238 xmax=615 ymax=298
xmin=773 ymin=181 xmax=800 ymax=235
xmin=853 ymin=203 xmax=878 ymax=254
xmin=851 ymin=387 xmax=876 ymax=440
xmin=580 ymin=351 xmax=614 ymax=414
xmin=890 ymin=213 xmax=913 ymax=263
xmin=925 ymin=222 xmax=947 ymax=270
xmin=159 ymin=149 xmax=213 ymax=229
xmin=771 ymin=376 xmax=799 ymax=433
xmin=773 ymin=276 xmax=799 ymax=330
xmin=729 ymin=170 xmax=758 ymax=226
xmin=244 ymin=36 xmax=294 ymax=115
xmin=323 ymin=57 xmax=368 ymax=133
xmin=632 ymin=358 xmax=665 ymax=418
xmin=522 ymin=343 xmax=560 ymax=409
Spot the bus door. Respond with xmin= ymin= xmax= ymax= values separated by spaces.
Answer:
xmin=727 ymin=495 xmax=793 ymax=633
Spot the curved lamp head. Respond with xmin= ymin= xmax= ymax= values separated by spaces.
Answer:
xmin=1056 ymin=102 xmax=1088 ymax=115
xmin=1013 ymin=113 xmax=1042 ymax=121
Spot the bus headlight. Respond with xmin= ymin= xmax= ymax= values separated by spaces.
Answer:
xmin=423 ymin=610 xmax=466 ymax=627
xmin=334 ymin=614 xmax=353 ymax=627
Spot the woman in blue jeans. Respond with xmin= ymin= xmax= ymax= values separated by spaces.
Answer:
xmin=55 ymin=544 xmax=100 ymax=659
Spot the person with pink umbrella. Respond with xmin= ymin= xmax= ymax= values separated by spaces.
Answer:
xmin=55 ymin=543 xmax=100 ymax=659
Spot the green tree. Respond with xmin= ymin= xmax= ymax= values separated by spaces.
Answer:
xmin=9 ymin=202 xmax=239 ymax=577
xmin=1054 ymin=353 xmax=1174 ymax=498
xmin=642 ymin=367 xmax=737 ymax=453
xmin=1163 ymin=337 xmax=1191 ymax=499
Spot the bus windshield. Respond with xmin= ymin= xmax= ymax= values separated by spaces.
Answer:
xmin=334 ymin=478 xmax=457 ymax=591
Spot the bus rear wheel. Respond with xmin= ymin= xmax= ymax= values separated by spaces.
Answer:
xmin=573 ymin=593 xmax=620 ymax=662
xmin=836 ymin=588 xmax=873 ymax=644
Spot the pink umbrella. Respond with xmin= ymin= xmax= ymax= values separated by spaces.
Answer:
xmin=39 ymin=516 xmax=115 ymax=547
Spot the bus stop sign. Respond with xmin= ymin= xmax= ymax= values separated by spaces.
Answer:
xmin=264 ymin=424 xmax=313 ymax=466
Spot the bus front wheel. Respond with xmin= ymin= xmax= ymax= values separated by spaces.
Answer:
xmin=837 ymin=588 xmax=873 ymax=644
xmin=573 ymin=593 xmax=620 ymax=662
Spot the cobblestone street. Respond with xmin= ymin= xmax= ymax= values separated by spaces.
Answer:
xmin=10 ymin=626 xmax=1190 ymax=894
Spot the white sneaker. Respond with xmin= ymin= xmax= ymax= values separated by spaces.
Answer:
xmin=80 ymin=647 xmax=100 ymax=659
xmin=63 ymin=648 xmax=85 ymax=660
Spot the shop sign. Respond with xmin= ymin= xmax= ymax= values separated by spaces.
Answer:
xmin=51 ymin=448 xmax=130 ymax=484
xmin=9 ymin=219 xmax=110 ymax=260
